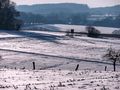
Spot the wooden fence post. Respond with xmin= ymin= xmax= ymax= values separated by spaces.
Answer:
xmin=75 ymin=64 xmax=79 ymax=71
xmin=105 ymin=66 xmax=107 ymax=71
xmin=32 ymin=62 xmax=35 ymax=70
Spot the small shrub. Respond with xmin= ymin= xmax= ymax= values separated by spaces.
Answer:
xmin=112 ymin=30 xmax=120 ymax=35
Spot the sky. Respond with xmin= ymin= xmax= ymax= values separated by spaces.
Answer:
xmin=11 ymin=0 xmax=120 ymax=8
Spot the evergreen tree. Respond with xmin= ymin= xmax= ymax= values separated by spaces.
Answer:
xmin=0 ymin=0 xmax=22 ymax=30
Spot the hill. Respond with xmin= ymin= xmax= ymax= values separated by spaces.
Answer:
xmin=16 ymin=3 xmax=120 ymax=15
xmin=16 ymin=3 xmax=90 ymax=15
xmin=91 ymin=5 xmax=120 ymax=15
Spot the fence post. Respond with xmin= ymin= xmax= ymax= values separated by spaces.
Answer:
xmin=105 ymin=66 xmax=107 ymax=71
xmin=71 ymin=29 xmax=74 ymax=37
xmin=32 ymin=62 xmax=35 ymax=70
xmin=75 ymin=64 xmax=79 ymax=71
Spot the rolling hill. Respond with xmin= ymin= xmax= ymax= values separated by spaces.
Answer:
xmin=91 ymin=5 xmax=120 ymax=15
xmin=16 ymin=3 xmax=90 ymax=15
xmin=16 ymin=3 xmax=120 ymax=15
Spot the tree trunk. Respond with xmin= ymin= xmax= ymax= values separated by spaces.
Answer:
xmin=113 ymin=61 xmax=116 ymax=71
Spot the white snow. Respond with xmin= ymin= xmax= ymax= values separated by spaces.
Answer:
xmin=0 ymin=26 xmax=120 ymax=71
xmin=0 ymin=69 xmax=120 ymax=90
xmin=0 ymin=24 xmax=120 ymax=90
xmin=23 ymin=24 xmax=119 ymax=34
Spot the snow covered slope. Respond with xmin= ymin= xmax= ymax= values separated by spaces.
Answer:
xmin=0 ymin=29 xmax=120 ymax=71
xmin=0 ymin=25 xmax=120 ymax=90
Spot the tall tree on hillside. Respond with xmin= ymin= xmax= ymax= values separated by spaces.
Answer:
xmin=0 ymin=0 xmax=22 ymax=30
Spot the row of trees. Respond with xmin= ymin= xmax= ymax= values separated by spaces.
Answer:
xmin=19 ymin=12 xmax=120 ymax=28
xmin=1 ymin=0 xmax=119 ymax=29
xmin=93 ymin=15 xmax=120 ymax=28
xmin=0 ymin=0 xmax=22 ymax=30
xmin=19 ymin=12 xmax=89 ymax=25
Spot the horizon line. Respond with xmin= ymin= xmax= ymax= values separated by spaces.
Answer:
xmin=16 ymin=2 xmax=120 ymax=8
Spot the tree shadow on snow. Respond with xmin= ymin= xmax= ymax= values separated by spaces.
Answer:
xmin=0 ymin=30 xmax=63 ymax=43
xmin=22 ymin=24 xmax=62 ymax=32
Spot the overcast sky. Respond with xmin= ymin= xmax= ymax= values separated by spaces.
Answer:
xmin=11 ymin=0 xmax=120 ymax=7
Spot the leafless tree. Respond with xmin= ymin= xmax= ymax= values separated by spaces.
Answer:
xmin=103 ymin=48 xmax=120 ymax=71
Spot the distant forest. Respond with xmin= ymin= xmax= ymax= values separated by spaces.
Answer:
xmin=16 ymin=3 xmax=120 ymax=28
xmin=19 ymin=12 xmax=120 ymax=28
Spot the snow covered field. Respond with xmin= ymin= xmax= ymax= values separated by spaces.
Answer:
xmin=0 ymin=69 xmax=120 ymax=90
xmin=0 ymin=25 xmax=120 ymax=71
xmin=0 ymin=24 xmax=120 ymax=90
xmin=23 ymin=24 xmax=119 ymax=34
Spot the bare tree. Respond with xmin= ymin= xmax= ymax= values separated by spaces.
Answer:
xmin=103 ymin=48 xmax=120 ymax=71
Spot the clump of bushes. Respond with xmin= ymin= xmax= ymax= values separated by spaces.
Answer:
xmin=86 ymin=26 xmax=101 ymax=38
xmin=112 ymin=30 xmax=120 ymax=35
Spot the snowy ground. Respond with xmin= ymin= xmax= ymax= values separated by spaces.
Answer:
xmin=23 ymin=24 xmax=119 ymax=34
xmin=0 ymin=24 xmax=120 ymax=90
xmin=0 ymin=69 xmax=120 ymax=90
xmin=0 ymin=25 xmax=120 ymax=71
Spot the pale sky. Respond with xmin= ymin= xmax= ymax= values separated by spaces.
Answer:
xmin=11 ymin=0 xmax=120 ymax=7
